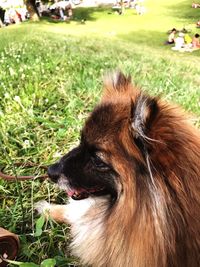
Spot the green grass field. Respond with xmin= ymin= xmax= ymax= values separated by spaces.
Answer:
xmin=0 ymin=0 xmax=200 ymax=266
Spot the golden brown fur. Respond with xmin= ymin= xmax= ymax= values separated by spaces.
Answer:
xmin=37 ymin=72 xmax=200 ymax=267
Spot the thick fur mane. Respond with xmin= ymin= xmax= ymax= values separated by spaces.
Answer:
xmin=78 ymin=72 xmax=200 ymax=267
xmin=104 ymin=108 xmax=200 ymax=267
xmin=44 ymin=72 xmax=200 ymax=267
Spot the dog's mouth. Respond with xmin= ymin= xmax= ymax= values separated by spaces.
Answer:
xmin=66 ymin=187 xmax=107 ymax=200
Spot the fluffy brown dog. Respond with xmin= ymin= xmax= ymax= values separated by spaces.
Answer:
xmin=37 ymin=72 xmax=200 ymax=267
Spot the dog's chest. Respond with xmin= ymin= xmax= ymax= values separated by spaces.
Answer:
xmin=66 ymin=197 xmax=107 ymax=265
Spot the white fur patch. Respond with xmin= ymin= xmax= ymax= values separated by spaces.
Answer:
xmin=35 ymin=200 xmax=51 ymax=214
xmin=67 ymin=197 xmax=109 ymax=266
xmin=35 ymin=196 xmax=109 ymax=266
xmin=66 ymin=197 xmax=97 ymax=223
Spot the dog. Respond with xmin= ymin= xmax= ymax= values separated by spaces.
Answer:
xmin=36 ymin=71 xmax=200 ymax=267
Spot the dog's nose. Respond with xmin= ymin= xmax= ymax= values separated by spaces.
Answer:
xmin=47 ymin=163 xmax=61 ymax=183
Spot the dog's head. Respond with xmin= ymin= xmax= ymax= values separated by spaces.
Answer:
xmin=48 ymin=71 xmax=162 ymax=205
xmin=47 ymin=71 xmax=200 ymax=267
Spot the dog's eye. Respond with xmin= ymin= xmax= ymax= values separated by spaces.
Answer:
xmin=91 ymin=155 xmax=109 ymax=170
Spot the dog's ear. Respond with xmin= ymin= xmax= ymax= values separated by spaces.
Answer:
xmin=130 ymin=94 xmax=159 ymax=140
xmin=102 ymin=71 xmax=159 ymax=138
xmin=102 ymin=71 xmax=133 ymax=100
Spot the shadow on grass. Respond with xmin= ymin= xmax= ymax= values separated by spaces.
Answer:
xmin=118 ymin=29 xmax=200 ymax=56
xmin=118 ymin=30 xmax=168 ymax=49
xmin=40 ymin=6 xmax=113 ymax=24
xmin=73 ymin=7 xmax=112 ymax=21
xmin=166 ymin=0 xmax=200 ymax=25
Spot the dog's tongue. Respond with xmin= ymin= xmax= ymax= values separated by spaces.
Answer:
xmin=67 ymin=190 xmax=76 ymax=197
xmin=66 ymin=188 xmax=86 ymax=197
xmin=66 ymin=187 xmax=104 ymax=200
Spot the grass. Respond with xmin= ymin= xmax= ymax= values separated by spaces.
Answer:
xmin=0 ymin=0 xmax=200 ymax=266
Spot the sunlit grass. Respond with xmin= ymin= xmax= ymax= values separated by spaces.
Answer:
xmin=0 ymin=1 xmax=200 ymax=265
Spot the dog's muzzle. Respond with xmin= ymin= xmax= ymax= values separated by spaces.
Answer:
xmin=47 ymin=162 xmax=61 ymax=183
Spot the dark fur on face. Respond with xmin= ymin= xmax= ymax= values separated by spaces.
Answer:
xmin=47 ymin=71 xmax=200 ymax=267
